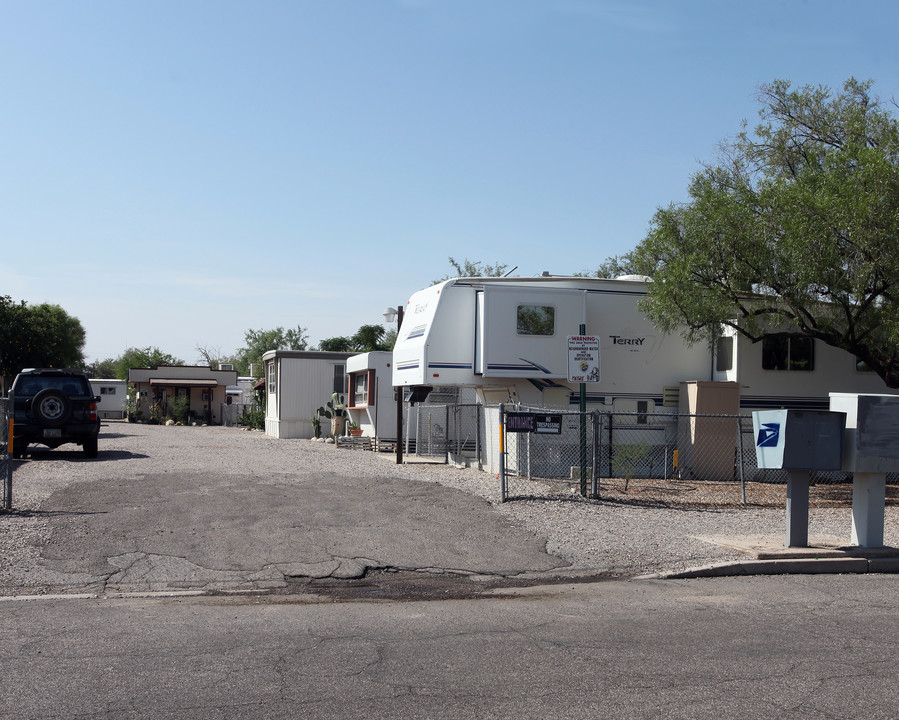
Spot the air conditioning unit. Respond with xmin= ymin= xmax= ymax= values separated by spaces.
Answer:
xmin=662 ymin=386 xmax=680 ymax=408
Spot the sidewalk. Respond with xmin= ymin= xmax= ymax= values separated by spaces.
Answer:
xmin=646 ymin=535 xmax=899 ymax=579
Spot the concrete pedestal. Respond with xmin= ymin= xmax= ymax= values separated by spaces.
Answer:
xmin=785 ymin=470 xmax=810 ymax=548
xmin=852 ymin=472 xmax=886 ymax=548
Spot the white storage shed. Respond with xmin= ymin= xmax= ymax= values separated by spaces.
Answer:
xmin=263 ymin=350 xmax=352 ymax=439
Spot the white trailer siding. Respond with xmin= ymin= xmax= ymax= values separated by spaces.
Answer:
xmin=730 ymin=334 xmax=892 ymax=410
xmin=90 ymin=379 xmax=127 ymax=419
xmin=393 ymin=275 xmax=894 ymax=413
xmin=394 ymin=277 xmax=712 ymax=409
xmin=264 ymin=350 xmax=351 ymax=439
xmin=345 ymin=351 xmax=398 ymax=440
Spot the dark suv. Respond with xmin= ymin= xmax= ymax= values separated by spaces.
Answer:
xmin=9 ymin=368 xmax=100 ymax=458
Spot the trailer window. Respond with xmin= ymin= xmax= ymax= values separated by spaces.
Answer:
xmin=267 ymin=361 xmax=277 ymax=394
xmin=762 ymin=335 xmax=814 ymax=371
xmin=715 ymin=337 xmax=733 ymax=371
xmin=517 ymin=305 xmax=555 ymax=336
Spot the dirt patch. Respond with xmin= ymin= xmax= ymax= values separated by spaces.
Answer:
xmin=285 ymin=569 xmax=625 ymax=602
xmin=579 ymin=480 xmax=899 ymax=510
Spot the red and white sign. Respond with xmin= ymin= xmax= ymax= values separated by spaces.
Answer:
xmin=568 ymin=335 xmax=600 ymax=383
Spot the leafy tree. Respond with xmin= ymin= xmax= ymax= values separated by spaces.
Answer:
xmin=0 ymin=297 xmax=86 ymax=388
xmin=318 ymin=324 xmax=394 ymax=353
xmin=116 ymin=347 xmax=185 ymax=379
xmin=434 ymin=257 xmax=510 ymax=284
xmin=234 ymin=326 xmax=308 ymax=377
xmin=631 ymin=78 xmax=899 ymax=388
xmin=350 ymin=324 xmax=387 ymax=351
xmin=577 ymin=254 xmax=639 ymax=279
xmin=318 ymin=336 xmax=353 ymax=352
xmin=85 ymin=357 xmax=119 ymax=378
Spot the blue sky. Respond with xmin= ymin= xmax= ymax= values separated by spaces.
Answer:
xmin=2 ymin=0 xmax=898 ymax=366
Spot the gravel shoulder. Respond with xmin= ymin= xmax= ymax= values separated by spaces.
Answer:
xmin=2 ymin=421 xmax=897 ymax=593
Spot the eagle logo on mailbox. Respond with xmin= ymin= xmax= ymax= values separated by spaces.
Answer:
xmin=756 ymin=422 xmax=781 ymax=448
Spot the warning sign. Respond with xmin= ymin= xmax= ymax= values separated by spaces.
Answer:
xmin=568 ymin=335 xmax=600 ymax=383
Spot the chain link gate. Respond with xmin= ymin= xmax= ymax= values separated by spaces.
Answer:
xmin=1 ymin=397 xmax=11 ymax=510
xmin=498 ymin=406 xmax=780 ymax=503
xmin=413 ymin=404 xmax=483 ymax=467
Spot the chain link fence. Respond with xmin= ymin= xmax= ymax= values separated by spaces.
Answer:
xmin=411 ymin=404 xmax=483 ymax=467
xmin=221 ymin=402 xmax=262 ymax=428
xmin=490 ymin=405 xmax=867 ymax=503
xmin=1 ymin=398 xmax=11 ymax=509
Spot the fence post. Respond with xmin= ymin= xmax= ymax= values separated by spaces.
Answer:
xmin=591 ymin=410 xmax=599 ymax=498
xmin=476 ymin=405 xmax=482 ymax=470
xmin=607 ymin=411 xmax=614 ymax=478
xmin=737 ymin=415 xmax=747 ymax=503
xmin=3 ymin=398 xmax=12 ymax=510
xmin=499 ymin=403 xmax=506 ymax=502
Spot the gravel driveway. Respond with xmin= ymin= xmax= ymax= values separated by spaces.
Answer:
xmin=1 ymin=421 xmax=896 ymax=595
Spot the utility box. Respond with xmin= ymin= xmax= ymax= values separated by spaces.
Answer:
xmin=829 ymin=393 xmax=899 ymax=472
xmin=752 ymin=409 xmax=845 ymax=471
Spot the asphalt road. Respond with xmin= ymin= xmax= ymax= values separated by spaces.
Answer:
xmin=2 ymin=574 xmax=898 ymax=719
xmin=3 ymin=425 xmax=898 ymax=718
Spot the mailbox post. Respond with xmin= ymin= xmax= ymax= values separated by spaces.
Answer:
xmin=829 ymin=393 xmax=899 ymax=548
xmin=752 ymin=409 xmax=846 ymax=548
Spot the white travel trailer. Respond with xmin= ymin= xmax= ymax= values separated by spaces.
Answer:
xmin=89 ymin=378 xmax=127 ymax=419
xmin=392 ymin=275 xmax=894 ymax=413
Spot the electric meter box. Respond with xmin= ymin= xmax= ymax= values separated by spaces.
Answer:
xmin=829 ymin=393 xmax=899 ymax=472
xmin=752 ymin=409 xmax=845 ymax=470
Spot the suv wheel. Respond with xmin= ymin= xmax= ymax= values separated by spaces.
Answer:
xmin=30 ymin=388 xmax=72 ymax=427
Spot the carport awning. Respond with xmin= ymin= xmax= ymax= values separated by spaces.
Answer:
xmin=149 ymin=378 xmax=219 ymax=387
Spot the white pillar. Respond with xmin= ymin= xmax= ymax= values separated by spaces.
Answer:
xmin=851 ymin=472 xmax=886 ymax=548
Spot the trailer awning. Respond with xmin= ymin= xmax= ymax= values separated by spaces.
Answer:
xmin=149 ymin=378 xmax=219 ymax=387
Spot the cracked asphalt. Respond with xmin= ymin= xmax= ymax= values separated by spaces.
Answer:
xmin=5 ymin=424 xmax=569 ymax=598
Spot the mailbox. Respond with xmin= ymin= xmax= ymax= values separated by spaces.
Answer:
xmin=829 ymin=393 xmax=899 ymax=473
xmin=752 ymin=409 xmax=845 ymax=471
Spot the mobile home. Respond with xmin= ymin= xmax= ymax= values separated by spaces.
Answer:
xmin=263 ymin=350 xmax=352 ymax=439
xmin=89 ymin=378 xmax=127 ymax=419
xmin=128 ymin=366 xmax=238 ymax=424
xmin=345 ymin=351 xmax=397 ymax=441
xmin=392 ymin=275 xmax=893 ymax=413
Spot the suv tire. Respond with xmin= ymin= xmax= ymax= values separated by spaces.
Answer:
xmin=30 ymin=388 xmax=73 ymax=427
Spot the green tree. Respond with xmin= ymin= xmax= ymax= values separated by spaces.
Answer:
xmin=318 ymin=336 xmax=353 ymax=352
xmin=85 ymin=357 xmax=119 ymax=378
xmin=318 ymin=324 xmax=394 ymax=353
xmin=234 ymin=326 xmax=308 ymax=377
xmin=434 ymin=257 xmax=510 ymax=284
xmin=116 ymin=347 xmax=185 ymax=379
xmin=631 ymin=78 xmax=899 ymax=388
xmin=350 ymin=324 xmax=388 ymax=351
xmin=0 ymin=298 xmax=86 ymax=388
xmin=577 ymin=254 xmax=639 ymax=279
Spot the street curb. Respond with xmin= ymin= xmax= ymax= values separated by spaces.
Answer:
xmin=641 ymin=555 xmax=899 ymax=580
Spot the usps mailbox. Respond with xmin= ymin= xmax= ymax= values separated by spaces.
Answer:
xmin=753 ymin=409 xmax=845 ymax=471
xmin=753 ymin=409 xmax=846 ymax=548
xmin=829 ymin=393 xmax=899 ymax=547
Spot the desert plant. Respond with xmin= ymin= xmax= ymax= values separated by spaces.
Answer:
xmin=240 ymin=405 xmax=265 ymax=430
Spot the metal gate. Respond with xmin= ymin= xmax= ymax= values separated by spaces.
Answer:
xmin=413 ymin=404 xmax=483 ymax=467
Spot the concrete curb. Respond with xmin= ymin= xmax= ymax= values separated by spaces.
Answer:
xmin=640 ymin=555 xmax=899 ymax=580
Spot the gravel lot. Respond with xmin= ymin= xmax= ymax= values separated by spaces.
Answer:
xmin=2 ymin=421 xmax=897 ymax=586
